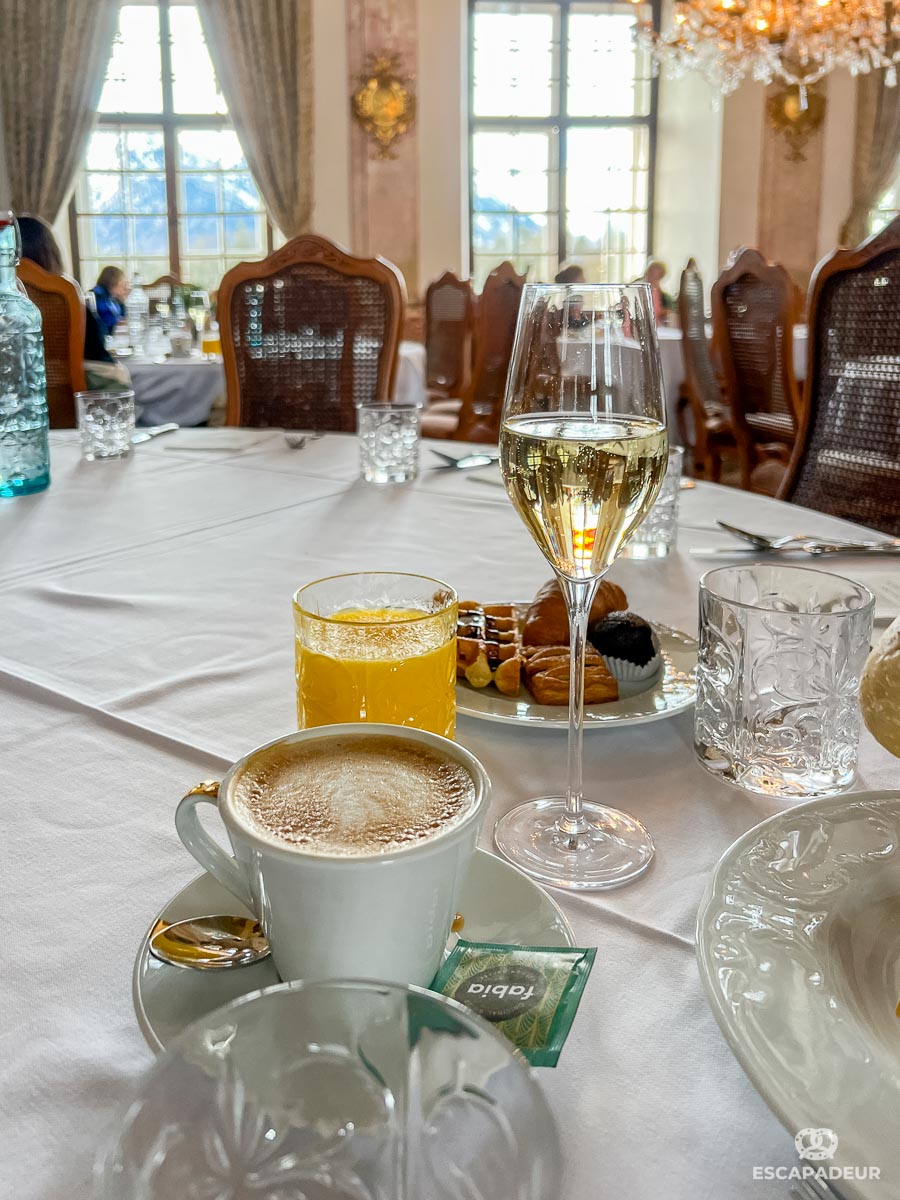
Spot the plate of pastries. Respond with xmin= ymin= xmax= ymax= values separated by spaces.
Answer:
xmin=456 ymin=578 xmax=698 ymax=729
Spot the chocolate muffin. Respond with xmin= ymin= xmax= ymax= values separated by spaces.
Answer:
xmin=588 ymin=611 xmax=661 ymax=683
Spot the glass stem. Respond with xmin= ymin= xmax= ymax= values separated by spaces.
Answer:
xmin=557 ymin=574 xmax=601 ymax=843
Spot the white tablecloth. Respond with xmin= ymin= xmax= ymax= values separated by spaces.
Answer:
xmin=127 ymin=341 xmax=426 ymax=427
xmin=2 ymin=432 xmax=898 ymax=1199
xmin=128 ymin=355 xmax=227 ymax=428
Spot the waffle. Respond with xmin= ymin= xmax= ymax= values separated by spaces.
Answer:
xmin=457 ymin=602 xmax=523 ymax=695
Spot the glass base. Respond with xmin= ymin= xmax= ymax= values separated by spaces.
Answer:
xmin=619 ymin=540 xmax=672 ymax=559
xmin=493 ymin=797 xmax=655 ymax=891
xmin=0 ymin=471 xmax=49 ymax=497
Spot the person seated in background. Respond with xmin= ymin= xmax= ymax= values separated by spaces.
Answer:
xmin=17 ymin=217 xmax=131 ymax=391
xmin=554 ymin=262 xmax=587 ymax=326
xmin=18 ymin=216 xmax=113 ymax=364
xmin=636 ymin=260 xmax=676 ymax=326
xmin=554 ymin=263 xmax=585 ymax=286
xmin=91 ymin=266 xmax=131 ymax=337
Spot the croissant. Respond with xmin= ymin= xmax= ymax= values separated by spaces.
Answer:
xmin=522 ymin=578 xmax=628 ymax=647
xmin=523 ymin=645 xmax=619 ymax=706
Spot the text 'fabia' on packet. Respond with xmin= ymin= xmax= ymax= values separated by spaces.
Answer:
xmin=430 ymin=939 xmax=596 ymax=1067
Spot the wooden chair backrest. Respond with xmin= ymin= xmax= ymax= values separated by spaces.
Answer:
xmin=711 ymin=247 xmax=800 ymax=449
xmin=779 ymin=215 xmax=900 ymax=535
xmin=425 ymin=270 xmax=473 ymax=394
xmin=217 ymin=234 xmax=406 ymax=430
xmin=455 ymin=261 xmax=526 ymax=443
xmin=17 ymin=258 xmax=87 ymax=428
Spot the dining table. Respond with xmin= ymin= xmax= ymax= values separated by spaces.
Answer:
xmin=2 ymin=429 xmax=898 ymax=1200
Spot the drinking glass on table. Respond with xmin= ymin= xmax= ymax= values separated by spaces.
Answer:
xmin=358 ymin=401 xmax=420 ymax=484
xmin=694 ymin=564 xmax=875 ymax=797
xmin=620 ymin=444 xmax=684 ymax=559
xmin=187 ymin=289 xmax=210 ymax=341
xmin=294 ymin=572 xmax=457 ymax=737
xmin=75 ymin=390 xmax=135 ymax=461
xmin=493 ymin=283 xmax=668 ymax=890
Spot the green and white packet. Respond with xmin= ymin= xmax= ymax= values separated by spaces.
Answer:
xmin=430 ymin=939 xmax=596 ymax=1067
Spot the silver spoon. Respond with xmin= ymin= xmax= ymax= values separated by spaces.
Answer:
xmin=149 ymin=915 xmax=270 ymax=970
xmin=430 ymin=449 xmax=500 ymax=469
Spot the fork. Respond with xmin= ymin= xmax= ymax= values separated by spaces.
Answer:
xmin=717 ymin=520 xmax=900 ymax=553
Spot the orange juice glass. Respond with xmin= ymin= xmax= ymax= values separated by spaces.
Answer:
xmin=293 ymin=572 xmax=457 ymax=738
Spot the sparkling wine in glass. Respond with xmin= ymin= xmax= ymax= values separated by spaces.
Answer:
xmin=494 ymin=283 xmax=668 ymax=890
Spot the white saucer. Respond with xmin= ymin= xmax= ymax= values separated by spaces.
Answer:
xmin=457 ymin=622 xmax=697 ymax=730
xmin=697 ymin=789 xmax=900 ymax=1200
xmin=134 ymin=848 xmax=576 ymax=1053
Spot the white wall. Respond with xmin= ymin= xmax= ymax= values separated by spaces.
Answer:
xmin=653 ymin=70 xmax=723 ymax=295
xmin=718 ymin=81 xmax=766 ymax=267
xmin=311 ymin=0 xmax=351 ymax=247
xmin=818 ymin=70 xmax=856 ymax=259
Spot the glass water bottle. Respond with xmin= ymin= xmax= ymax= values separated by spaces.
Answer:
xmin=0 ymin=213 xmax=49 ymax=497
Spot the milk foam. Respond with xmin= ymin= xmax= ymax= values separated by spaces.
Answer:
xmin=233 ymin=735 xmax=476 ymax=856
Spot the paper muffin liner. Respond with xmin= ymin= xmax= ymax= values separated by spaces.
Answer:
xmin=600 ymin=652 xmax=663 ymax=684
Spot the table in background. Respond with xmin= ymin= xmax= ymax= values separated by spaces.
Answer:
xmin=2 ymin=431 xmax=897 ymax=1199
xmin=127 ymin=353 xmax=226 ymax=427
xmin=126 ymin=340 xmax=426 ymax=428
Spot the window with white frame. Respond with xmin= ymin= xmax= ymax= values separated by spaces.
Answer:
xmin=469 ymin=0 xmax=659 ymax=287
xmin=71 ymin=0 xmax=269 ymax=292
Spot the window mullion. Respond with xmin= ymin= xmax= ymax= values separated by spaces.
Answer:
xmin=158 ymin=0 xmax=180 ymax=277
xmin=558 ymin=1 xmax=568 ymax=269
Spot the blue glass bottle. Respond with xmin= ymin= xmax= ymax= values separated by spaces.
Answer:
xmin=0 ymin=213 xmax=49 ymax=497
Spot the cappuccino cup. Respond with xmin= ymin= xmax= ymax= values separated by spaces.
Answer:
xmin=175 ymin=724 xmax=490 ymax=985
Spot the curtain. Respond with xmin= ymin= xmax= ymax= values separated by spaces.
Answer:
xmin=841 ymin=70 xmax=900 ymax=246
xmin=197 ymin=0 xmax=314 ymax=239
xmin=0 ymin=0 xmax=118 ymax=222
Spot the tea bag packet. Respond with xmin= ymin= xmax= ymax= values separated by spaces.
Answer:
xmin=430 ymin=940 xmax=596 ymax=1067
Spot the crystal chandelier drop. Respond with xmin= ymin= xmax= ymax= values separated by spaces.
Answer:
xmin=636 ymin=0 xmax=900 ymax=97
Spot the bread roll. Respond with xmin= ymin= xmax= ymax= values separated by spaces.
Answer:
xmin=860 ymin=616 xmax=900 ymax=758
xmin=522 ymin=578 xmax=628 ymax=646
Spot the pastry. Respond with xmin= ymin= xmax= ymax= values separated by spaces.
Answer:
xmin=860 ymin=616 xmax=900 ymax=758
xmin=457 ymin=602 xmax=523 ymax=695
xmin=523 ymin=644 xmax=619 ymax=706
xmin=522 ymin=578 xmax=628 ymax=646
xmin=588 ymin=611 xmax=661 ymax=682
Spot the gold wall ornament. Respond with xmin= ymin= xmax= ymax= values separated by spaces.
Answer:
xmin=766 ymin=85 xmax=827 ymax=164
xmin=351 ymin=54 xmax=416 ymax=159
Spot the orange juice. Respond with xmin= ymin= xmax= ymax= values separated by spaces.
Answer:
xmin=295 ymin=606 xmax=457 ymax=738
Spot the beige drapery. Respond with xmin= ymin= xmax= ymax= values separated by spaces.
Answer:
xmin=841 ymin=70 xmax=900 ymax=246
xmin=0 ymin=0 xmax=118 ymax=222
xmin=197 ymin=0 xmax=314 ymax=239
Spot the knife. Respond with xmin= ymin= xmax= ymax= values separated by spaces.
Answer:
xmin=131 ymin=423 xmax=180 ymax=444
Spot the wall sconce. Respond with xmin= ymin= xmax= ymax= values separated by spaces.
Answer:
xmin=351 ymin=54 xmax=416 ymax=159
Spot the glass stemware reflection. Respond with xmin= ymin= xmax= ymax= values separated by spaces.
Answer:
xmin=493 ymin=283 xmax=668 ymax=890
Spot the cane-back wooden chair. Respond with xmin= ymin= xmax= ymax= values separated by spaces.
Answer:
xmin=455 ymin=261 xmax=526 ymax=442
xmin=424 ymin=271 xmax=473 ymax=396
xmin=779 ymin=216 xmax=900 ymax=536
xmin=218 ymin=234 xmax=406 ymax=430
xmin=711 ymin=248 xmax=801 ymax=490
xmin=17 ymin=258 xmax=87 ymax=428
xmin=676 ymin=258 xmax=735 ymax=481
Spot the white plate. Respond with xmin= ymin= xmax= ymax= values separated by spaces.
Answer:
xmin=697 ymin=790 xmax=900 ymax=1200
xmin=134 ymin=848 xmax=576 ymax=1053
xmin=457 ymin=622 xmax=697 ymax=729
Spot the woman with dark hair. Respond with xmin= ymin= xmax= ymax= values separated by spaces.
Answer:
xmin=92 ymin=266 xmax=130 ymax=336
xmin=17 ymin=215 xmax=114 ymax=363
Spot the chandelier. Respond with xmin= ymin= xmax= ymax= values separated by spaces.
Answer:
xmin=636 ymin=0 xmax=900 ymax=97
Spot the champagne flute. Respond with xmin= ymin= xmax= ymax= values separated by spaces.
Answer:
xmin=493 ymin=284 xmax=668 ymax=890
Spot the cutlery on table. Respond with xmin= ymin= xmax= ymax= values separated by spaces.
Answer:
xmin=130 ymin=423 xmax=179 ymax=444
xmin=149 ymin=914 xmax=270 ymax=970
xmin=430 ymin=449 xmax=500 ymax=470
xmin=691 ymin=542 xmax=900 ymax=557
xmin=716 ymin=520 xmax=898 ymax=553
